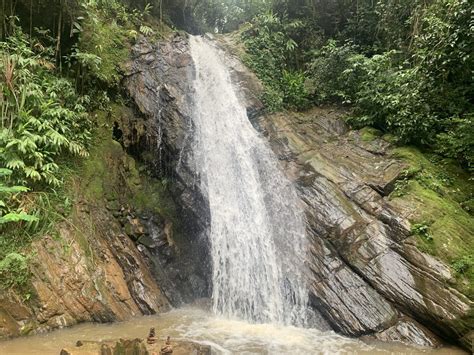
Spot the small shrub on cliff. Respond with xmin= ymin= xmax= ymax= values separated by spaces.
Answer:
xmin=0 ymin=168 xmax=38 ymax=226
xmin=411 ymin=223 xmax=433 ymax=242
xmin=281 ymin=70 xmax=310 ymax=110
xmin=452 ymin=255 xmax=473 ymax=275
xmin=435 ymin=116 xmax=474 ymax=172
xmin=0 ymin=252 xmax=30 ymax=290
xmin=0 ymin=168 xmax=37 ymax=291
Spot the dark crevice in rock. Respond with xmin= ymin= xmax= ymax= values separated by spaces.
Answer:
xmin=122 ymin=34 xmax=212 ymax=306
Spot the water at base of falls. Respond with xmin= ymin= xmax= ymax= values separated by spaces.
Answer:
xmin=189 ymin=35 xmax=310 ymax=326
xmin=0 ymin=308 xmax=466 ymax=355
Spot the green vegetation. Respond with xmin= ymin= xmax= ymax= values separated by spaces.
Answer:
xmin=0 ymin=252 xmax=30 ymax=291
xmin=236 ymin=0 xmax=473 ymax=171
xmin=0 ymin=29 xmax=91 ymax=187
xmin=0 ymin=168 xmax=37 ymax=291
xmin=0 ymin=169 xmax=37 ymax=224
xmin=359 ymin=127 xmax=382 ymax=142
xmin=71 ymin=0 xmax=159 ymax=90
xmin=0 ymin=0 xmax=161 ymax=292
xmin=452 ymin=256 xmax=473 ymax=276
xmin=411 ymin=223 xmax=433 ymax=242
xmin=241 ymin=13 xmax=309 ymax=111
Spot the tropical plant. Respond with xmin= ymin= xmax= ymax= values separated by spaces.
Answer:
xmin=281 ymin=70 xmax=309 ymax=110
xmin=0 ymin=252 xmax=30 ymax=290
xmin=436 ymin=116 xmax=474 ymax=171
xmin=0 ymin=28 xmax=91 ymax=187
xmin=306 ymin=40 xmax=362 ymax=103
xmin=242 ymin=12 xmax=309 ymax=111
xmin=0 ymin=168 xmax=38 ymax=225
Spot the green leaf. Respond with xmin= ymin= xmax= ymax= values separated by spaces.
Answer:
xmin=0 ymin=169 xmax=12 ymax=177
xmin=0 ymin=185 xmax=29 ymax=193
xmin=5 ymin=160 xmax=25 ymax=170
xmin=0 ymin=212 xmax=38 ymax=224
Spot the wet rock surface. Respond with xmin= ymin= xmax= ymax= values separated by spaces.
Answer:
xmin=0 ymin=204 xmax=170 ymax=339
xmin=124 ymin=33 xmax=211 ymax=304
xmin=258 ymin=109 xmax=472 ymax=349
xmin=373 ymin=318 xmax=442 ymax=347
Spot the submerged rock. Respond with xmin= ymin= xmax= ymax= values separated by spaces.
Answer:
xmin=374 ymin=318 xmax=441 ymax=347
xmin=60 ymin=337 xmax=211 ymax=355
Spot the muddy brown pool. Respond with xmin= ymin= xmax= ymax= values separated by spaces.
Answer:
xmin=0 ymin=307 xmax=467 ymax=355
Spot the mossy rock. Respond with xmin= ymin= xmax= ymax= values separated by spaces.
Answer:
xmin=359 ymin=127 xmax=383 ymax=142
xmin=77 ymin=105 xmax=180 ymax=232
xmin=390 ymin=147 xmax=474 ymax=297
xmin=382 ymin=133 xmax=398 ymax=144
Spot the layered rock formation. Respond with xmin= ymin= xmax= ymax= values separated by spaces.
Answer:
xmin=258 ymin=109 xmax=472 ymax=348
xmin=123 ymin=32 xmax=472 ymax=350
xmin=0 ymin=138 xmax=170 ymax=338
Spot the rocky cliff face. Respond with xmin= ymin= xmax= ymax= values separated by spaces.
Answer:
xmin=123 ymin=33 xmax=212 ymax=303
xmin=123 ymin=32 xmax=472 ymax=350
xmin=258 ymin=109 xmax=472 ymax=349
xmin=0 ymin=117 xmax=171 ymax=338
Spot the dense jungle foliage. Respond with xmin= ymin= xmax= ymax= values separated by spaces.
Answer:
xmin=0 ymin=0 xmax=472 ymax=291
xmin=0 ymin=0 xmax=159 ymax=290
xmin=238 ymin=0 xmax=473 ymax=172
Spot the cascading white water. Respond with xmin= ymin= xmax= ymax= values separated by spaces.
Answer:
xmin=189 ymin=35 xmax=310 ymax=326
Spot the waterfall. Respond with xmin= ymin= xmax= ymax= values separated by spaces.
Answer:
xmin=189 ymin=35 xmax=310 ymax=326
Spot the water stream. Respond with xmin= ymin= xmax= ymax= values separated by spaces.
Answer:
xmin=189 ymin=35 xmax=310 ymax=326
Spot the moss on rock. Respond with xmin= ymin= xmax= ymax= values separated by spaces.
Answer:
xmin=359 ymin=127 xmax=383 ymax=142
xmin=78 ymin=106 xmax=178 ymax=222
xmin=390 ymin=147 xmax=474 ymax=297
